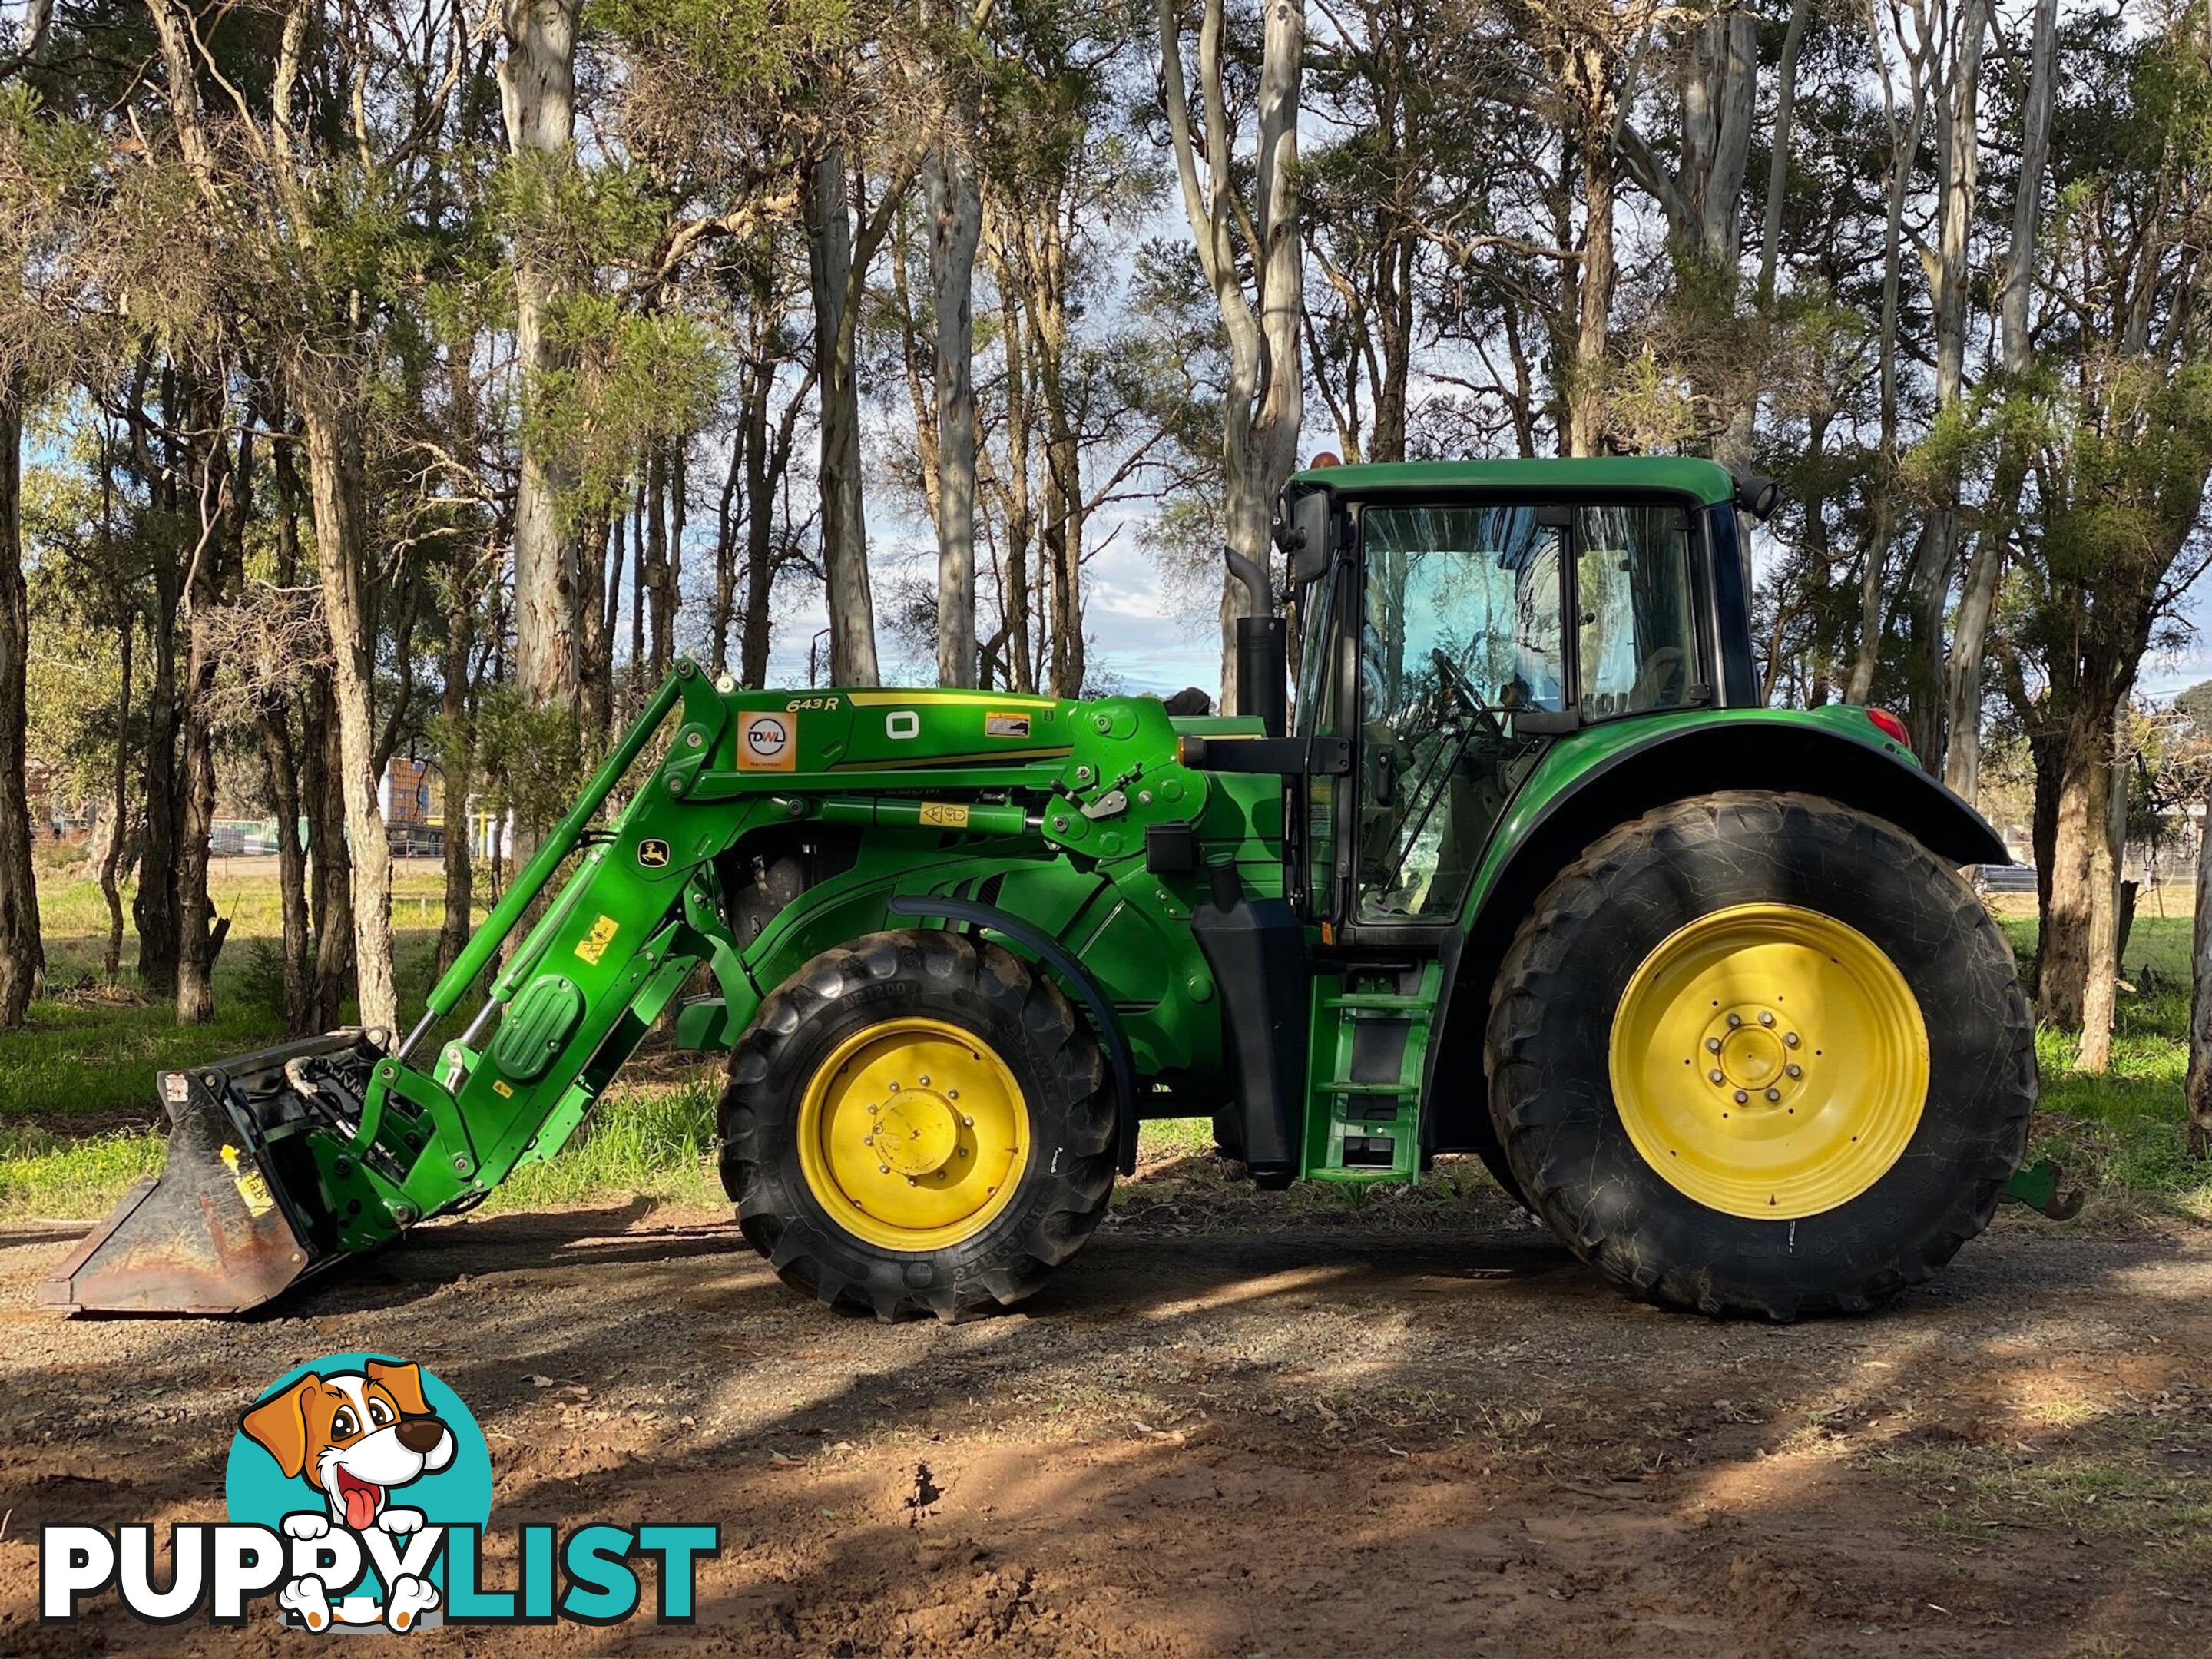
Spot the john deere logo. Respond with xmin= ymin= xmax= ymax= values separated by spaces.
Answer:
xmin=637 ymin=839 xmax=671 ymax=869
xmin=39 ymin=1353 xmax=719 ymax=1631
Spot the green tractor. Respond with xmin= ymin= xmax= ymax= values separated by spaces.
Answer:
xmin=46 ymin=457 xmax=2039 ymax=1323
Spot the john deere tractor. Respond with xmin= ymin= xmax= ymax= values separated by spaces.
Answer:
xmin=46 ymin=457 xmax=2038 ymax=1323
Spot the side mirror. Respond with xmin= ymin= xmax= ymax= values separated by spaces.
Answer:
xmin=1734 ymin=473 xmax=1781 ymax=521
xmin=1273 ymin=487 xmax=1335 ymax=586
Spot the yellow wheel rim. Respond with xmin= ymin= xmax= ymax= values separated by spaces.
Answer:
xmin=796 ymin=1018 xmax=1030 ymax=1251
xmin=1608 ymin=903 xmax=1929 ymax=1220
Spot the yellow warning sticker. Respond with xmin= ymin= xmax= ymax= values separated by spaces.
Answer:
xmin=575 ymin=913 xmax=621 ymax=965
xmin=220 ymin=1145 xmax=276 ymax=1217
xmin=985 ymin=711 xmax=1032 ymax=739
xmin=919 ymin=801 xmax=972 ymax=829
xmin=492 ymin=1078 xmax=515 ymax=1098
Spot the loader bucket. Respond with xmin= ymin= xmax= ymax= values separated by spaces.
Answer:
xmin=41 ymin=1031 xmax=384 ymax=1316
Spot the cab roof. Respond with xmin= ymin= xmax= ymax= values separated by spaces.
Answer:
xmin=1291 ymin=456 xmax=1737 ymax=506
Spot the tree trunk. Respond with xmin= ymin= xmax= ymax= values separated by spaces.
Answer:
xmin=1845 ymin=75 xmax=1929 ymax=707
xmin=740 ymin=414 xmax=776 ymax=688
xmin=259 ymin=707 xmax=313 ymax=1033
xmin=1945 ymin=0 xmax=2055 ymax=800
xmin=1756 ymin=0 xmax=1812 ymax=309
xmin=300 ymin=391 xmax=398 ymax=1034
xmin=1999 ymin=0 xmax=2058 ymax=380
xmin=2076 ymin=714 xmax=2128 ymax=1072
xmin=929 ymin=144 xmax=982 ymax=688
xmin=177 ymin=398 xmax=244 ymax=1025
xmin=1568 ymin=113 xmax=1615 ymax=459
xmin=1157 ymin=0 xmax=1303 ymax=703
xmin=100 ymin=618 xmax=132 ymax=981
xmin=502 ymin=0 xmax=583 ymax=712
xmin=0 ymin=379 xmax=41 ymax=1027
xmin=2039 ymin=705 xmax=2107 ymax=1030
xmin=805 ymin=147 xmax=879 ymax=684
xmin=601 ymin=508 xmax=626 ymax=717
xmin=709 ymin=436 xmax=741 ymax=679
xmin=995 ymin=276 xmax=1037 ymax=693
xmin=260 ymin=407 xmax=313 ymax=1030
xmin=2187 ymin=779 xmax=2212 ymax=1157
xmin=644 ymin=439 xmax=671 ymax=680
xmin=1025 ymin=210 xmax=1086 ymax=697
xmin=135 ymin=554 xmax=183 ymax=992
xmin=435 ymin=557 xmax=475 ymax=979
xmin=303 ymin=673 xmax=353 ymax=1028
xmin=576 ymin=498 xmax=611 ymax=720
xmin=1907 ymin=0 xmax=1987 ymax=763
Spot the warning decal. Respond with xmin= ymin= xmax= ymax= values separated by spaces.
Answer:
xmin=737 ymin=710 xmax=797 ymax=771
xmin=985 ymin=711 xmax=1032 ymax=739
xmin=919 ymin=802 xmax=972 ymax=828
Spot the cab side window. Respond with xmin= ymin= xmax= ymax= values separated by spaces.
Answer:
xmin=1575 ymin=505 xmax=1700 ymax=718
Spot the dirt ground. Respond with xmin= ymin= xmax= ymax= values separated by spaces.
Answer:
xmin=1 ymin=1166 xmax=2207 ymax=1658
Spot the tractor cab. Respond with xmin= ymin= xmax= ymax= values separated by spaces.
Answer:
xmin=1276 ymin=460 xmax=1761 ymax=944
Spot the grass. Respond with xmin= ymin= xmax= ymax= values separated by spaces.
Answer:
xmin=3 ymin=866 xmax=2210 ymax=1227
xmin=6 ymin=862 xmax=466 ymax=1121
xmin=1879 ymin=1411 xmax=2212 ymax=1568
xmin=1991 ymin=899 xmax=2212 ymax=1227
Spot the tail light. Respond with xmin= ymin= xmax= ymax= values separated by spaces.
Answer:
xmin=1866 ymin=708 xmax=1912 ymax=748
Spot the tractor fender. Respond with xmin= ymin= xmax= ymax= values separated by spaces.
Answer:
xmin=1422 ymin=714 xmax=2008 ymax=1163
xmin=885 ymin=896 xmax=1141 ymax=1176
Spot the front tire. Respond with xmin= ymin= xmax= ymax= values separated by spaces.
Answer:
xmin=720 ymin=929 xmax=1114 ymax=1321
xmin=1485 ymin=792 xmax=2034 ymax=1319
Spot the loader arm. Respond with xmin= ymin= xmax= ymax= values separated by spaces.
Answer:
xmin=45 ymin=664 xmax=766 ymax=1310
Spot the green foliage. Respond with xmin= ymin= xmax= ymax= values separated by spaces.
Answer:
xmin=530 ymin=296 xmax=725 ymax=528
xmin=585 ymin=0 xmax=856 ymax=95
xmin=472 ymin=687 xmax=591 ymax=849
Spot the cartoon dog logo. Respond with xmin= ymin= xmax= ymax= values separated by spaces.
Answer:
xmin=240 ymin=1359 xmax=455 ymax=1631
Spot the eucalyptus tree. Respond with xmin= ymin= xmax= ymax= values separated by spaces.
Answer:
xmin=2000 ymin=4 xmax=2212 ymax=1034
xmin=1157 ymin=0 xmax=1303 ymax=698
xmin=502 ymin=0 xmax=585 ymax=714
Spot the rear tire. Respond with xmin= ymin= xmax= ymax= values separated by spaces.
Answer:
xmin=1485 ymin=792 xmax=2034 ymax=1319
xmin=720 ymin=929 xmax=1114 ymax=1321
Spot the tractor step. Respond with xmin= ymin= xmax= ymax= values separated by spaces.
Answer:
xmin=1320 ymin=992 xmax=1435 ymax=1016
xmin=1304 ymin=962 xmax=1443 ymax=1182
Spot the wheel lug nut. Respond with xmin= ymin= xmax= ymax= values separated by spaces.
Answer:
xmin=1786 ymin=1063 xmax=1802 ymax=1078
xmin=889 ymin=1081 xmax=900 ymax=1091
xmin=919 ymin=1075 xmax=930 ymax=1087
xmin=1734 ymin=1091 xmax=1748 ymax=1104
xmin=958 ymin=1147 xmax=969 ymax=1157
xmin=1765 ymin=1088 xmax=1781 ymax=1102
xmin=1726 ymin=1013 xmax=1743 ymax=1028
xmin=877 ymin=1164 xmax=890 ymax=1174
xmin=1784 ymin=1033 xmax=1800 ymax=1048
xmin=1705 ymin=1038 xmax=1722 ymax=1053
xmin=1708 ymin=1069 xmax=1725 ymax=1084
xmin=947 ymin=1088 xmax=959 ymax=1100
xmin=868 ymin=1103 xmax=879 ymax=1115
xmin=962 ymin=1115 xmax=974 ymax=1127
xmin=906 ymin=1175 xmax=918 ymax=1186
xmin=863 ymin=1135 xmax=874 ymax=1146
xmin=1758 ymin=1011 xmax=1775 ymax=1027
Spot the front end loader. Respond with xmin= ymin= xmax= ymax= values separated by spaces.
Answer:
xmin=47 ymin=456 xmax=2043 ymax=1322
